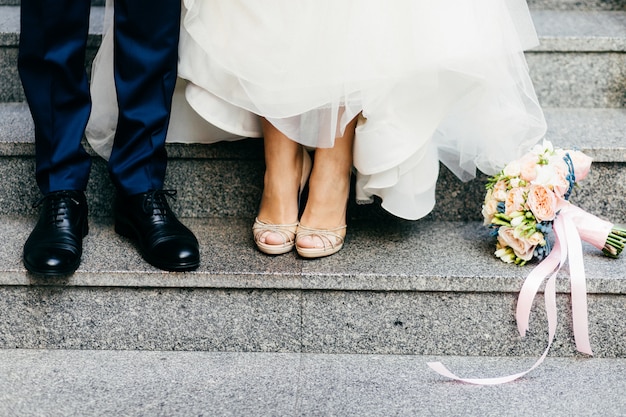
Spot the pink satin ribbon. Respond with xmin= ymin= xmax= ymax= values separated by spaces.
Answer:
xmin=428 ymin=203 xmax=609 ymax=384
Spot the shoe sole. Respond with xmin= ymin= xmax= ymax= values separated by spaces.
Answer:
xmin=255 ymin=241 xmax=295 ymax=255
xmin=296 ymin=243 xmax=344 ymax=259
xmin=23 ymin=259 xmax=81 ymax=277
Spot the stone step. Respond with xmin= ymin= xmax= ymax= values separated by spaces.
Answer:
xmin=0 ymin=6 xmax=104 ymax=102
xmin=0 ymin=0 xmax=103 ymax=6
xmin=1 ymin=7 xmax=625 ymax=107
xmin=529 ymin=0 xmax=626 ymax=10
xmin=1 ymin=349 xmax=625 ymax=416
xmin=1 ymin=215 xmax=625 ymax=357
xmin=3 ymin=0 xmax=624 ymax=9
xmin=2 ymin=103 xmax=625 ymax=220
xmin=528 ymin=10 xmax=626 ymax=108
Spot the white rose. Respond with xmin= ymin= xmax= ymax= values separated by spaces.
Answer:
xmin=503 ymin=160 xmax=521 ymax=177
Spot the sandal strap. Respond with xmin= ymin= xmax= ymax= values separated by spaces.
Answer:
xmin=296 ymin=224 xmax=347 ymax=249
xmin=252 ymin=218 xmax=298 ymax=245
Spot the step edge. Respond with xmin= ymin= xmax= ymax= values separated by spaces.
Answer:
xmin=2 ymin=216 xmax=625 ymax=295
xmin=1 ymin=104 xmax=625 ymax=160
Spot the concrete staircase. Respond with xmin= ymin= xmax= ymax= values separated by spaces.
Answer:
xmin=0 ymin=1 xmax=625 ymax=415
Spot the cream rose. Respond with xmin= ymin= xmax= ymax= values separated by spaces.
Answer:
xmin=492 ymin=180 xmax=508 ymax=201
xmin=482 ymin=198 xmax=500 ymax=226
xmin=527 ymin=231 xmax=546 ymax=246
xmin=497 ymin=226 xmax=535 ymax=261
xmin=503 ymin=160 xmax=521 ymax=177
xmin=547 ymin=158 xmax=571 ymax=197
xmin=504 ymin=186 xmax=527 ymax=216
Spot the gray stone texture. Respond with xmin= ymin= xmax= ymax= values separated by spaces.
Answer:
xmin=0 ymin=217 xmax=624 ymax=356
xmin=0 ymin=286 xmax=302 ymax=352
xmin=528 ymin=0 xmax=626 ymax=10
xmin=531 ymin=10 xmax=626 ymax=43
xmin=0 ymin=349 xmax=625 ymax=417
xmin=0 ymin=0 xmax=104 ymax=4
xmin=527 ymin=52 xmax=626 ymax=107
xmin=0 ymin=0 xmax=624 ymax=396
xmin=3 ymin=217 xmax=625 ymax=293
xmin=2 ymin=9 xmax=626 ymax=107
xmin=0 ymin=142 xmax=624 ymax=221
xmin=0 ymin=6 xmax=102 ymax=103
xmin=526 ymin=11 xmax=626 ymax=107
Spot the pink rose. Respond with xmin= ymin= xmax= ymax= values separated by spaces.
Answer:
xmin=504 ymin=186 xmax=527 ymax=216
xmin=497 ymin=227 xmax=535 ymax=261
xmin=526 ymin=184 xmax=557 ymax=222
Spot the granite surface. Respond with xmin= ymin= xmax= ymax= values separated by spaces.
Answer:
xmin=2 ymin=217 xmax=626 ymax=294
xmin=2 ymin=9 xmax=626 ymax=106
xmin=0 ymin=0 xmax=104 ymax=4
xmin=0 ymin=216 xmax=624 ymax=357
xmin=0 ymin=349 xmax=625 ymax=416
xmin=300 ymin=290 xmax=626 ymax=357
xmin=531 ymin=11 xmax=626 ymax=50
xmin=0 ymin=150 xmax=624 ymax=221
xmin=0 ymin=6 xmax=105 ymax=37
xmin=0 ymin=1 xmax=624 ymax=366
xmin=541 ymin=108 xmax=626 ymax=162
xmin=0 ymin=6 xmax=102 ymax=103
xmin=527 ymin=52 xmax=626 ymax=107
xmin=0 ymin=286 xmax=302 ymax=352
xmin=529 ymin=0 xmax=626 ymax=10
xmin=3 ymin=105 xmax=624 ymax=160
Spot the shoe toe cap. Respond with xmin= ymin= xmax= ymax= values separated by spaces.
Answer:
xmin=149 ymin=238 xmax=200 ymax=270
xmin=24 ymin=247 xmax=81 ymax=276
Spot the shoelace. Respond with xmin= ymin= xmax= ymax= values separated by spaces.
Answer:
xmin=142 ymin=189 xmax=177 ymax=216
xmin=33 ymin=191 xmax=81 ymax=226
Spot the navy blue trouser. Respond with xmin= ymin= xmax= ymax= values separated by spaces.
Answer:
xmin=18 ymin=0 xmax=181 ymax=195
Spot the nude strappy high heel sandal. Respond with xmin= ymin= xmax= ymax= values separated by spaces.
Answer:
xmin=253 ymin=148 xmax=312 ymax=255
xmin=295 ymin=224 xmax=347 ymax=258
xmin=295 ymin=170 xmax=350 ymax=259
xmin=252 ymin=218 xmax=299 ymax=255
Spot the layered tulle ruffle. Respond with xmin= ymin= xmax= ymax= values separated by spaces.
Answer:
xmin=87 ymin=0 xmax=547 ymax=220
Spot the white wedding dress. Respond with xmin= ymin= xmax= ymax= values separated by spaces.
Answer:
xmin=87 ymin=0 xmax=547 ymax=220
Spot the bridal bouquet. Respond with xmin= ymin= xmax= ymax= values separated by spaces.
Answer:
xmin=482 ymin=140 xmax=626 ymax=265
xmin=429 ymin=140 xmax=626 ymax=385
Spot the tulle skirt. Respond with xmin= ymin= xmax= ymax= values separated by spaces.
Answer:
xmin=87 ymin=0 xmax=547 ymax=220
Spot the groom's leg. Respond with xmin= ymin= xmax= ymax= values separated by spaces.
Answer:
xmin=108 ymin=0 xmax=181 ymax=194
xmin=18 ymin=0 xmax=93 ymax=194
xmin=109 ymin=0 xmax=198 ymax=272
xmin=18 ymin=0 xmax=92 ymax=276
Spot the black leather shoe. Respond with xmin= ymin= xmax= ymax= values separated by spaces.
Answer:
xmin=114 ymin=190 xmax=200 ymax=271
xmin=23 ymin=190 xmax=88 ymax=277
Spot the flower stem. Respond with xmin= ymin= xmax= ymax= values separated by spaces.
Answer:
xmin=603 ymin=226 xmax=626 ymax=258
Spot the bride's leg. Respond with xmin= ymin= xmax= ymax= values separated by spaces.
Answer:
xmin=255 ymin=118 xmax=304 ymax=247
xmin=297 ymin=115 xmax=357 ymax=252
